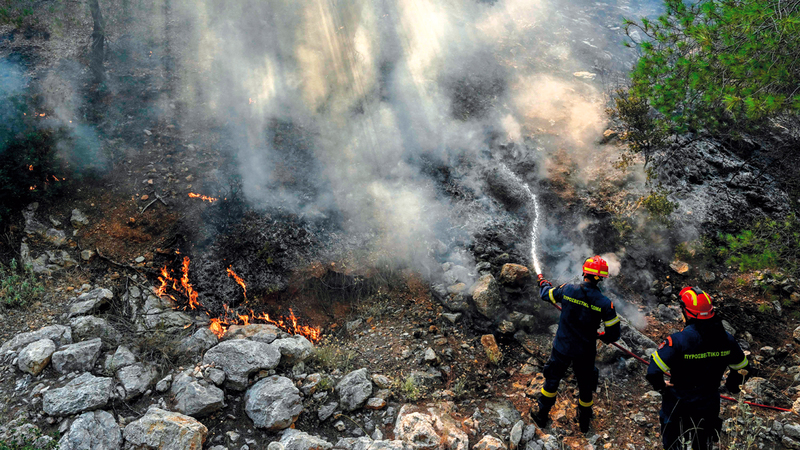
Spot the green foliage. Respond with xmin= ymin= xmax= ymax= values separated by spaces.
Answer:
xmin=0 ymin=439 xmax=57 ymax=450
xmin=611 ymin=89 xmax=666 ymax=168
xmin=398 ymin=375 xmax=420 ymax=401
xmin=0 ymin=0 xmax=37 ymax=28
xmin=717 ymin=214 xmax=800 ymax=277
xmin=0 ymin=259 xmax=45 ymax=308
xmin=310 ymin=338 xmax=358 ymax=373
xmin=757 ymin=302 xmax=773 ymax=314
xmin=624 ymin=0 xmax=800 ymax=134
xmin=641 ymin=187 xmax=677 ymax=221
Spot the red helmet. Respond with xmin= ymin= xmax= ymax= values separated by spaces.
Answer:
xmin=582 ymin=255 xmax=609 ymax=278
xmin=679 ymin=286 xmax=715 ymax=319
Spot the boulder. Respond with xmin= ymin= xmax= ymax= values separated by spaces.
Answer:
xmin=471 ymin=275 xmax=502 ymax=319
xmin=176 ymin=327 xmax=219 ymax=357
xmin=70 ymin=316 xmax=120 ymax=349
xmin=203 ymin=339 xmax=281 ymax=390
xmin=116 ymin=362 xmax=157 ymax=400
xmin=43 ymin=372 xmax=113 ymax=416
xmin=273 ymin=335 xmax=314 ymax=365
xmin=744 ymin=377 xmax=791 ymax=406
xmin=498 ymin=264 xmax=530 ymax=287
xmin=68 ymin=288 xmax=113 ymax=318
xmin=139 ymin=295 xmax=193 ymax=331
xmin=244 ymin=375 xmax=303 ymax=430
xmin=17 ymin=339 xmax=56 ymax=375
xmin=481 ymin=334 xmax=502 ymax=365
xmin=171 ymin=370 xmax=225 ymax=417
xmin=0 ymin=325 xmax=72 ymax=355
xmin=223 ymin=323 xmax=281 ymax=340
xmin=51 ymin=338 xmax=102 ymax=374
xmin=334 ymin=437 xmax=406 ymax=450
xmin=473 ymin=436 xmax=506 ymax=450
xmin=620 ymin=322 xmax=658 ymax=355
xmin=104 ymin=346 xmax=136 ymax=374
xmin=394 ymin=405 xmax=468 ymax=450
xmin=123 ymin=407 xmax=207 ymax=450
xmin=279 ymin=429 xmax=333 ymax=450
xmin=58 ymin=410 xmax=121 ymax=450
xmin=336 ymin=368 xmax=373 ymax=411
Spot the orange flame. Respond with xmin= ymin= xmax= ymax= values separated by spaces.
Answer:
xmin=226 ymin=266 xmax=247 ymax=300
xmin=28 ymin=165 xmax=33 ymax=171
xmin=156 ymin=256 xmax=200 ymax=310
xmin=188 ymin=193 xmax=218 ymax=203
xmin=156 ymin=256 xmax=320 ymax=342
xmin=29 ymin=185 xmax=36 ymax=191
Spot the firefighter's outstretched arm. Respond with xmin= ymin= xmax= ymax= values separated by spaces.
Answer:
xmin=537 ymin=274 xmax=562 ymax=304
xmin=598 ymin=321 xmax=620 ymax=344
xmin=646 ymin=354 xmax=667 ymax=391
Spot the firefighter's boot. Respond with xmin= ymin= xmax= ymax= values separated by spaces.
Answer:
xmin=578 ymin=404 xmax=593 ymax=433
xmin=532 ymin=394 xmax=556 ymax=429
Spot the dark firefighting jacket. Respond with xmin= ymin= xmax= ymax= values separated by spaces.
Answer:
xmin=646 ymin=319 xmax=748 ymax=394
xmin=539 ymin=281 xmax=621 ymax=358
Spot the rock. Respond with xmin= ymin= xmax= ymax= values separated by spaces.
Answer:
xmin=722 ymin=320 xmax=737 ymax=337
xmin=499 ymin=264 xmax=530 ymax=287
xmin=700 ymin=270 xmax=716 ymax=283
xmin=52 ymin=338 xmax=102 ymax=374
xmin=444 ymin=265 xmax=472 ymax=285
xmin=206 ymin=368 xmax=226 ymax=386
xmin=620 ymin=322 xmax=658 ymax=355
xmin=424 ymin=348 xmax=437 ymax=363
xmin=80 ymin=250 xmax=95 ymax=261
xmin=171 ymin=370 xmax=226 ymax=417
xmin=318 ymin=402 xmax=338 ymax=421
xmin=785 ymin=423 xmax=800 ymax=440
xmin=68 ymin=288 xmax=112 ymax=318
xmin=366 ymin=398 xmax=387 ymax=410
xmin=336 ymin=368 xmax=373 ymax=411
xmin=279 ymin=429 xmax=333 ymax=450
xmin=372 ymin=374 xmax=392 ymax=389
xmin=1 ymin=325 xmax=72 ymax=355
xmin=273 ymin=335 xmax=314 ymax=365
xmin=43 ymin=372 xmax=113 ymax=416
xmin=793 ymin=325 xmax=800 ymax=344
xmin=223 ymin=323 xmax=281 ymax=340
xmin=123 ymin=407 xmax=207 ymax=450
xmin=485 ymin=399 xmax=521 ymax=427
xmin=346 ymin=319 xmax=363 ymax=333
xmin=244 ymin=375 xmax=303 ymax=431
xmin=442 ymin=313 xmax=461 ymax=324
xmin=744 ymin=377 xmax=791 ymax=406
xmin=335 ymin=437 xmax=406 ymax=450
xmin=471 ymin=275 xmax=502 ymax=319
xmin=510 ymin=421 xmax=524 ymax=449
xmin=177 ymin=327 xmax=219 ymax=357
xmin=70 ymin=316 xmax=120 ymax=349
xmin=58 ymin=410 xmax=121 ymax=450
xmin=481 ymin=334 xmax=503 ymax=365
xmin=447 ymin=283 xmax=467 ymax=294
xmin=156 ymin=375 xmax=172 ymax=393
xmin=655 ymin=304 xmax=682 ymax=323
xmin=473 ymin=436 xmax=506 ymax=450
xmin=670 ymin=260 xmax=690 ymax=274
xmin=116 ymin=363 xmax=157 ymax=400
xmin=203 ymin=340 xmax=281 ymax=390
xmin=71 ymin=209 xmax=89 ymax=228
xmin=17 ymin=339 xmax=56 ymax=375
xmin=394 ymin=405 xmax=468 ymax=450
xmin=104 ymin=346 xmax=137 ymax=374
xmin=793 ymin=397 xmax=800 ymax=416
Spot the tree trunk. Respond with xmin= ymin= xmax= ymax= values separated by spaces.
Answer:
xmin=89 ymin=0 xmax=105 ymax=84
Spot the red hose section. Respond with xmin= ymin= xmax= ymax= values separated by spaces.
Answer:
xmin=547 ymin=300 xmax=792 ymax=413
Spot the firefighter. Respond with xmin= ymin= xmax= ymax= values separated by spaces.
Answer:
xmin=533 ymin=255 xmax=621 ymax=433
xmin=646 ymin=286 xmax=749 ymax=450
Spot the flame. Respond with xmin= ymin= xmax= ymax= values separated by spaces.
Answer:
xmin=188 ymin=193 xmax=218 ymax=203
xmin=156 ymin=256 xmax=200 ymax=310
xmin=28 ymin=165 xmax=33 ymax=171
xmin=226 ymin=266 xmax=247 ymax=300
xmin=29 ymin=185 xmax=36 ymax=191
xmin=156 ymin=255 xmax=321 ymax=342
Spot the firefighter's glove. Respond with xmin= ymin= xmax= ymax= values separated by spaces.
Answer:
xmin=597 ymin=331 xmax=610 ymax=344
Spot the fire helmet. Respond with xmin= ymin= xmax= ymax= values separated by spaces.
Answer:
xmin=679 ymin=286 xmax=715 ymax=319
xmin=582 ymin=255 xmax=609 ymax=278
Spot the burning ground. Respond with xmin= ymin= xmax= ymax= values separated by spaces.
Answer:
xmin=2 ymin=0 xmax=800 ymax=449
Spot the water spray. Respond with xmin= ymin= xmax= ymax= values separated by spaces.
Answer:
xmin=499 ymin=164 xmax=543 ymax=275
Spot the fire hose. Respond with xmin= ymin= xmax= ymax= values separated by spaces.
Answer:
xmin=546 ymin=299 xmax=792 ymax=413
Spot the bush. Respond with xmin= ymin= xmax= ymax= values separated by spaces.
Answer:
xmin=623 ymin=0 xmax=800 ymax=135
xmin=642 ymin=187 xmax=677 ymax=222
xmin=0 ymin=259 xmax=45 ymax=308
xmin=717 ymin=214 xmax=800 ymax=277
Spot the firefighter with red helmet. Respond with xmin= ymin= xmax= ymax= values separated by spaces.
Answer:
xmin=647 ymin=286 xmax=749 ymax=450
xmin=533 ymin=255 xmax=621 ymax=433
